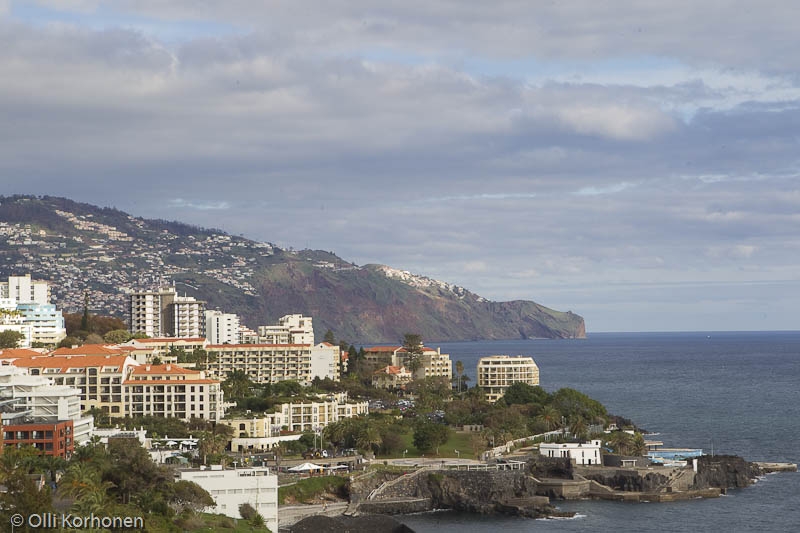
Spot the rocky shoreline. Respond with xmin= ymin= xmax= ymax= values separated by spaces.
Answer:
xmin=342 ymin=455 xmax=796 ymax=523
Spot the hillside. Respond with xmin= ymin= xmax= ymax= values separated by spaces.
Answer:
xmin=0 ymin=195 xmax=585 ymax=342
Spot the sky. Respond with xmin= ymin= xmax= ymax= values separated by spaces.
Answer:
xmin=1 ymin=1 xmax=798 ymax=332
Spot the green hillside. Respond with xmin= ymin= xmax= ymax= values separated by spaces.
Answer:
xmin=0 ymin=195 xmax=585 ymax=342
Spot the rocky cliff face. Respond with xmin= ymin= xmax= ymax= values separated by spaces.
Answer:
xmin=581 ymin=470 xmax=669 ymax=492
xmin=692 ymin=455 xmax=763 ymax=490
xmin=425 ymin=471 xmax=561 ymax=518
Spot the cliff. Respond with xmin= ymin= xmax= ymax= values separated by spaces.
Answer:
xmin=0 ymin=195 xmax=586 ymax=343
xmin=692 ymin=455 xmax=763 ymax=490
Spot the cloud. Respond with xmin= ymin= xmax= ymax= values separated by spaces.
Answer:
xmin=168 ymin=199 xmax=231 ymax=211
xmin=1 ymin=3 xmax=799 ymax=331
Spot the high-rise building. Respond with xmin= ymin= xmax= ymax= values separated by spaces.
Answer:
xmin=127 ymin=286 xmax=206 ymax=338
xmin=257 ymin=314 xmax=314 ymax=345
xmin=205 ymin=310 xmax=240 ymax=345
xmin=0 ymin=275 xmax=65 ymax=346
xmin=206 ymin=343 xmax=313 ymax=384
xmin=477 ymin=355 xmax=539 ymax=402
xmin=0 ymin=274 xmax=50 ymax=305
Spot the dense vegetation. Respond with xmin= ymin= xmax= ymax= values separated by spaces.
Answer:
xmin=0 ymin=439 xmax=269 ymax=532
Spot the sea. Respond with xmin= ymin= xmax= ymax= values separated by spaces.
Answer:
xmin=398 ymin=331 xmax=800 ymax=533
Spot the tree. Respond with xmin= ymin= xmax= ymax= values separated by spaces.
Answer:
xmin=503 ymin=383 xmax=550 ymax=406
xmin=58 ymin=336 xmax=82 ymax=348
xmin=170 ymin=480 xmax=215 ymax=513
xmin=0 ymin=330 xmax=25 ymax=348
xmin=197 ymin=431 xmax=229 ymax=465
xmin=323 ymin=329 xmax=335 ymax=344
xmin=535 ymin=405 xmax=562 ymax=431
xmin=152 ymin=356 xmax=163 ymax=365
xmin=402 ymin=333 xmax=424 ymax=375
xmin=85 ymin=333 xmax=105 ymax=344
xmin=81 ymin=292 xmax=90 ymax=332
xmin=104 ymin=329 xmax=131 ymax=344
xmin=222 ymin=370 xmax=253 ymax=402
xmin=413 ymin=419 xmax=449 ymax=454
xmin=455 ymin=360 xmax=464 ymax=393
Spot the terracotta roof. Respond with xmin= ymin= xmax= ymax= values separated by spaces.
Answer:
xmin=131 ymin=364 xmax=199 ymax=375
xmin=133 ymin=337 xmax=206 ymax=343
xmin=123 ymin=379 xmax=219 ymax=385
xmin=0 ymin=348 xmax=40 ymax=359
xmin=49 ymin=344 xmax=126 ymax=356
xmin=374 ymin=365 xmax=409 ymax=375
xmin=207 ymin=344 xmax=311 ymax=349
xmin=364 ymin=346 xmax=437 ymax=353
xmin=12 ymin=355 xmax=133 ymax=371
xmin=319 ymin=342 xmax=336 ymax=347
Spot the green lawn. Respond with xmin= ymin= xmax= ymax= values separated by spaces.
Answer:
xmin=278 ymin=475 xmax=349 ymax=505
xmin=376 ymin=429 xmax=479 ymax=460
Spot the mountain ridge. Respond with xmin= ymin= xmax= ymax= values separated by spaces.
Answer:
xmin=0 ymin=195 xmax=585 ymax=343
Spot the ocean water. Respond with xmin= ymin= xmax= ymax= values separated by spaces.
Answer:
xmin=400 ymin=332 xmax=800 ymax=532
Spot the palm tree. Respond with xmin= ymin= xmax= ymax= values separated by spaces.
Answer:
xmin=568 ymin=417 xmax=588 ymax=440
xmin=455 ymin=361 xmax=464 ymax=393
xmin=536 ymin=405 xmax=561 ymax=431
xmin=606 ymin=431 xmax=634 ymax=456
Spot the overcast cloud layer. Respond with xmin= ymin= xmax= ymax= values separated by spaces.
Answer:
xmin=1 ymin=1 xmax=799 ymax=332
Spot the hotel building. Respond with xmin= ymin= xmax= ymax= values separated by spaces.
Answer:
xmin=206 ymin=344 xmax=313 ymax=384
xmin=477 ymin=355 xmax=540 ymax=402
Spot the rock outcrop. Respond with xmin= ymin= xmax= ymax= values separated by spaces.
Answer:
xmin=692 ymin=455 xmax=763 ymax=490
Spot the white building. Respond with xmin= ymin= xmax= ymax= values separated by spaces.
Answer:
xmin=220 ymin=392 xmax=368 ymax=437
xmin=0 ymin=275 xmax=51 ymax=305
xmin=539 ymin=440 xmax=602 ymax=465
xmin=16 ymin=303 xmax=67 ymax=345
xmin=127 ymin=287 xmax=206 ymax=338
xmin=310 ymin=342 xmax=340 ymax=381
xmin=477 ymin=355 xmax=540 ymax=402
xmin=0 ymin=366 xmax=94 ymax=444
xmin=257 ymin=314 xmax=314 ymax=345
xmin=179 ymin=466 xmax=277 ymax=530
xmin=0 ymin=311 xmax=33 ymax=348
xmin=205 ymin=310 xmax=240 ymax=345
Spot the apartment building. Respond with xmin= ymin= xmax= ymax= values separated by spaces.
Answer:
xmin=126 ymin=286 xmax=206 ymax=338
xmin=220 ymin=392 xmax=368 ymax=436
xmin=123 ymin=364 xmax=223 ymax=421
xmin=205 ymin=310 xmax=240 ymax=345
xmin=477 ymin=355 xmax=540 ymax=402
xmin=206 ymin=344 xmax=313 ymax=384
xmin=179 ymin=466 xmax=277 ymax=530
xmin=363 ymin=345 xmax=452 ymax=381
xmin=0 ymin=366 xmax=94 ymax=444
xmin=16 ymin=303 xmax=66 ymax=345
xmin=0 ymin=274 xmax=50 ymax=305
xmin=310 ymin=342 xmax=340 ymax=381
xmin=0 ymin=311 xmax=33 ymax=348
xmin=120 ymin=337 xmax=208 ymax=363
xmin=12 ymin=348 xmax=139 ymax=415
xmin=2 ymin=417 xmax=74 ymax=459
xmin=165 ymin=295 xmax=206 ymax=338
xmin=256 ymin=314 xmax=314 ymax=345
xmin=372 ymin=365 xmax=413 ymax=390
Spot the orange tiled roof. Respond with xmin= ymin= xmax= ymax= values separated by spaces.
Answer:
xmin=131 ymin=364 xmax=199 ymax=375
xmin=49 ymin=344 xmax=126 ymax=356
xmin=12 ymin=354 xmax=132 ymax=370
xmin=206 ymin=343 xmax=311 ymax=349
xmin=0 ymin=348 xmax=40 ymax=359
xmin=122 ymin=379 xmax=219 ymax=385
xmin=374 ymin=365 xmax=408 ymax=375
xmin=133 ymin=337 xmax=207 ymax=343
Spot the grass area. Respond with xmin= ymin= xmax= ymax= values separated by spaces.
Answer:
xmin=278 ymin=475 xmax=349 ymax=505
xmin=375 ymin=430 xmax=479 ymax=460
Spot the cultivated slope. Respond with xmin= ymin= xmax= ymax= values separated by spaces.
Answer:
xmin=0 ymin=195 xmax=585 ymax=342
